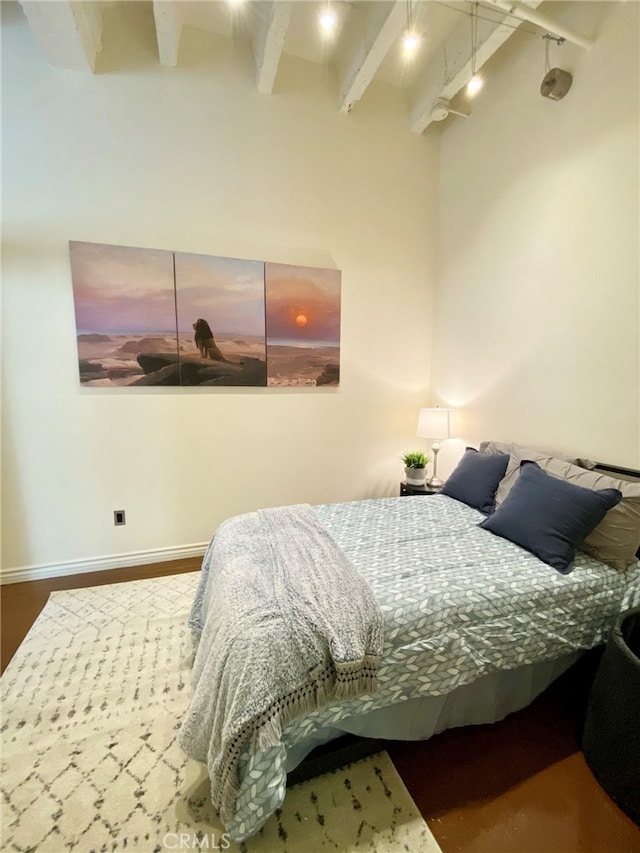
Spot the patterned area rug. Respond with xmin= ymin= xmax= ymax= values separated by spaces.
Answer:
xmin=1 ymin=573 xmax=442 ymax=853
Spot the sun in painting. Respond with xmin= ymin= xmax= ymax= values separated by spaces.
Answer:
xmin=295 ymin=313 xmax=308 ymax=327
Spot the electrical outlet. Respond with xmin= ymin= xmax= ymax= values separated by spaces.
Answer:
xmin=114 ymin=510 xmax=126 ymax=526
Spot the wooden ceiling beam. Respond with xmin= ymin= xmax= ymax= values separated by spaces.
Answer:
xmin=483 ymin=0 xmax=594 ymax=51
xmin=337 ymin=0 xmax=406 ymax=114
xmin=250 ymin=1 xmax=292 ymax=95
xmin=19 ymin=0 xmax=103 ymax=72
xmin=153 ymin=1 xmax=183 ymax=67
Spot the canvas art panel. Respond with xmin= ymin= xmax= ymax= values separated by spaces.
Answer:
xmin=70 ymin=241 xmax=178 ymax=387
xmin=174 ymin=252 xmax=267 ymax=387
xmin=265 ymin=262 xmax=341 ymax=387
xmin=70 ymin=242 xmax=341 ymax=389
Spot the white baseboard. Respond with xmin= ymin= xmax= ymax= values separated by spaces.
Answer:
xmin=0 ymin=542 xmax=208 ymax=585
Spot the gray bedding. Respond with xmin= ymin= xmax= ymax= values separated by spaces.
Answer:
xmin=178 ymin=504 xmax=383 ymax=826
xmin=181 ymin=494 xmax=640 ymax=840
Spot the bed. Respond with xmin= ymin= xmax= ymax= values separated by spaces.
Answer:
xmin=179 ymin=445 xmax=640 ymax=841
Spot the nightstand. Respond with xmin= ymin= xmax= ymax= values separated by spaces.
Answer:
xmin=400 ymin=482 xmax=441 ymax=496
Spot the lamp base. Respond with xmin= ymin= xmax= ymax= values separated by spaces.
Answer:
xmin=428 ymin=442 xmax=442 ymax=489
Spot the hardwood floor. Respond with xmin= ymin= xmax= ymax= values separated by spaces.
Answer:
xmin=2 ymin=561 xmax=639 ymax=853
xmin=387 ymin=654 xmax=640 ymax=853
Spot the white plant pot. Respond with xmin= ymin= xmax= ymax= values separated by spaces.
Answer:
xmin=405 ymin=466 xmax=427 ymax=486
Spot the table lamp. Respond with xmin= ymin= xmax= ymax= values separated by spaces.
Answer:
xmin=416 ymin=407 xmax=454 ymax=488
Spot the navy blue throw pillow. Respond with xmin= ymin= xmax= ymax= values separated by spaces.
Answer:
xmin=479 ymin=461 xmax=622 ymax=574
xmin=440 ymin=448 xmax=509 ymax=515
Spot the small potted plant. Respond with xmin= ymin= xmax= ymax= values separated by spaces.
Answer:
xmin=402 ymin=451 xmax=431 ymax=486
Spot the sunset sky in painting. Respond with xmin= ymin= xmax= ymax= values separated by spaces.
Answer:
xmin=265 ymin=262 xmax=341 ymax=346
xmin=70 ymin=242 xmax=266 ymax=337
xmin=174 ymin=252 xmax=264 ymax=337
xmin=70 ymin=242 xmax=176 ymax=334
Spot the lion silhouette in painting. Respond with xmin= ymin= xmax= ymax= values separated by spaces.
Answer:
xmin=192 ymin=319 xmax=229 ymax=362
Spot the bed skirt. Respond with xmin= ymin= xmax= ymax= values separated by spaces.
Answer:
xmin=284 ymin=650 xmax=583 ymax=772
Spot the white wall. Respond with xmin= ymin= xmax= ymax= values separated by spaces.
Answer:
xmin=1 ymin=3 xmax=439 ymax=576
xmin=432 ymin=0 xmax=639 ymax=468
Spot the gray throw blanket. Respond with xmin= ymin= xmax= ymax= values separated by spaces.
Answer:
xmin=179 ymin=504 xmax=384 ymax=824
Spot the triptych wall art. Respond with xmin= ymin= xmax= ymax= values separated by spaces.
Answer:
xmin=69 ymin=241 xmax=341 ymax=388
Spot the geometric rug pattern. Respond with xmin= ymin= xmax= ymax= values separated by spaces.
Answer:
xmin=0 ymin=573 xmax=441 ymax=852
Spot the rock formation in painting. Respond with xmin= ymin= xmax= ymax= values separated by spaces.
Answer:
xmin=132 ymin=353 xmax=266 ymax=387
xmin=76 ymin=332 xmax=266 ymax=386
xmin=316 ymin=363 xmax=340 ymax=386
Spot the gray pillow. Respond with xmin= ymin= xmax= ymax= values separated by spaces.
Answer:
xmin=497 ymin=451 xmax=640 ymax=571
xmin=479 ymin=441 xmax=596 ymax=470
xmin=483 ymin=442 xmax=596 ymax=506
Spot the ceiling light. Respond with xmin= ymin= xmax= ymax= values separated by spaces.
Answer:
xmin=402 ymin=0 xmax=421 ymax=57
xmin=466 ymin=3 xmax=483 ymax=97
xmin=466 ymin=74 xmax=483 ymax=96
xmin=319 ymin=8 xmax=337 ymax=33
xmin=403 ymin=31 xmax=421 ymax=54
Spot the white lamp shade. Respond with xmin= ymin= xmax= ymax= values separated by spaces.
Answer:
xmin=416 ymin=408 xmax=454 ymax=439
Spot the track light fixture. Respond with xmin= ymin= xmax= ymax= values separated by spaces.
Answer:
xmin=467 ymin=74 xmax=483 ymax=96
xmin=466 ymin=2 xmax=484 ymax=97
xmin=403 ymin=1 xmax=422 ymax=57
xmin=319 ymin=4 xmax=337 ymax=34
